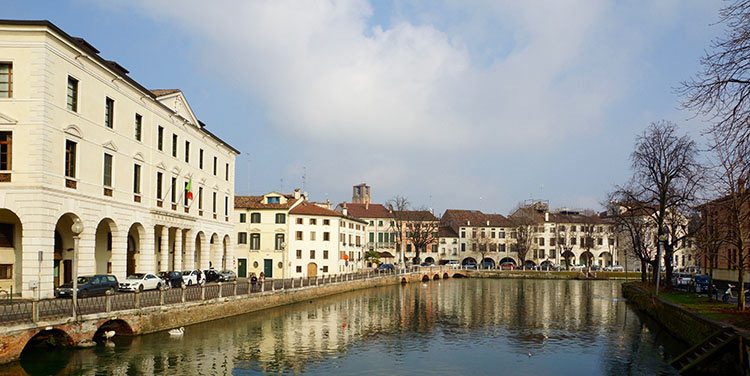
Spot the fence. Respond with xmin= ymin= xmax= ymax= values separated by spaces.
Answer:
xmin=0 ymin=267 xmax=426 ymax=325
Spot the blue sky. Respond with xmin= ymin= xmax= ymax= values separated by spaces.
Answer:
xmin=5 ymin=0 xmax=724 ymax=215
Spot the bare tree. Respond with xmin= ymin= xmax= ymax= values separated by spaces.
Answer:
xmin=386 ymin=196 xmax=410 ymax=265
xmin=607 ymin=197 xmax=658 ymax=283
xmin=580 ymin=221 xmax=596 ymax=268
xmin=691 ymin=212 xmax=721 ymax=283
xmin=471 ymin=229 xmax=495 ymax=269
xmin=512 ymin=222 xmax=535 ymax=269
xmin=386 ymin=197 xmax=439 ymax=266
xmin=618 ymin=121 xmax=701 ymax=287
xmin=707 ymin=141 xmax=750 ymax=310
xmin=556 ymin=227 xmax=575 ymax=270
xmin=682 ymin=0 xmax=750 ymax=153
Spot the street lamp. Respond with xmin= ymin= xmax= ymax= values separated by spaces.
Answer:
xmin=70 ymin=218 xmax=83 ymax=320
xmin=655 ymin=232 xmax=668 ymax=295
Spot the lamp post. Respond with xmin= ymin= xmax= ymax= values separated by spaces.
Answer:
xmin=655 ymin=232 xmax=668 ymax=295
xmin=70 ymin=218 xmax=83 ymax=320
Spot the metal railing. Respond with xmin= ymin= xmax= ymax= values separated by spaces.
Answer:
xmin=0 ymin=266 xmax=437 ymax=325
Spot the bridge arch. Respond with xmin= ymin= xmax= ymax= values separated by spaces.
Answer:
xmin=433 ymin=274 xmax=440 ymax=280
xmin=461 ymin=257 xmax=477 ymax=266
xmin=443 ymin=272 xmax=450 ymax=279
xmin=94 ymin=319 xmax=133 ymax=343
xmin=21 ymin=328 xmax=74 ymax=353
xmin=421 ymin=275 xmax=430 ymax=282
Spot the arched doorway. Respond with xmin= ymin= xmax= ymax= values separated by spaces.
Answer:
xmin=540 ymin=260 xmax=554 ymax=270
xmin=561 ymin=251 xmax=576 ymax=269
xmin=0 ymin=209 xmax=22 ymax=295
xmin=307 ymin=262 xmax=318 ymax=277
xmin=95 ymin=218 xmax=117 ymax=275
xmin=461 ymin=257 xmax=477 ymax=266
xmin=481 ymin=258 xmax=496 ymax=269
xmin=195 ymin=231 xmax=206 ymax=270
xmin=222 ymin=235 xmax=230 ymax=270
xmin=499 ymin=257 xmax=516 ymax=265
xmin=523 ymin=260 xmax=537 ymax=269
xmin=424 ymin=257 xmax=435 ymax=265
xmin=599 ymin=251 xmax=613 ymax=267
xmin=127 ymin=223 xmax=144 ymax=275
xmin=54 ymin=213 xmax=81 ymax=288
xmin=209 ymin=233 xmax=218 ymax=269
xmin=580 ymin=251 xmax=594 ymax=267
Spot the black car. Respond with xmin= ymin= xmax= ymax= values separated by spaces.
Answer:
xmin=55 ymin=275 xmax=119 ymax=298
xmin=204 ymin=269 xmax=221 ymax=283
xmin=378 ymin=263 xmax=395 ymax=271
xmin=159 ymin=271 xmax=183 ymax=288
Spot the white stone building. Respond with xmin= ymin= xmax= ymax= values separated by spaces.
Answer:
xmin=335 ymin=183 xmax=397 ymax=266
xmin=0 ymin=20 xmax=238 ymax=298
xmin=440 ymin=209 xmax=516 ymax=267
xmin=288 ymin=202 xmax=367 ymax=278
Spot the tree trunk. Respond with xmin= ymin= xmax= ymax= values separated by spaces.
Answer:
xmin=739 ymin=246 xmax=745 ymax=312
xmin=641 ymin=260 xmax=647 ymax=283
xmin=664 ymin=243 xmax=674 ymax=288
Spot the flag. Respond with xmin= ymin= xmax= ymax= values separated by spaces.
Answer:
xmin=185 ymin=177 xmax=193 ymax=200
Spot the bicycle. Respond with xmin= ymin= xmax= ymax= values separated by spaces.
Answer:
xmin=721 ymin=284 xmax=750 ymax=304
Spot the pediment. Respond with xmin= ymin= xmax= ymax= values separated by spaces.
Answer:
xmin=63 ymin=124 xmax=82 ymax=138
xmin=156 ymin=162 xmax=167 ymax=170
xmin=200 ymin=178 xmax=207 ymax=184
xmin=213 ymin=184 xmax=219 ymax=190
xmin=133 ymin=152 xmax=145 ymax=162
xmin=0 ymin=112 xmax=17 ymax=125
xmin=155 ymin=92 xmax=199 ymax=127
xmin=102 ymin=140 xmax=118 ymax=152
xmin=171 ymin=166 xmax=181 ymax=175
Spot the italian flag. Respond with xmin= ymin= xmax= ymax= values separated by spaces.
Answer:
xmin=185 ymin=177 xmax=193 ymax=200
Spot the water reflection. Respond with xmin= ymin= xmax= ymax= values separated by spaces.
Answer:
xmin=15 ymin=279 xmax=684 ymax=375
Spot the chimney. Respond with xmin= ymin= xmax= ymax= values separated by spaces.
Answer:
xmin=343 ymin=208 xmax=348 ymax=216
xmin=366 ymin=201 xmax=369 ymax=210
xmin=467 ymin=220 xmax=471 ymax=226
xmin=293 ymin=188 xmax=301 ymax=199
xmin=486 ymin=220 xmax=490 ymax=226
xmin=545 ymin=212 xmax=549 ymax=222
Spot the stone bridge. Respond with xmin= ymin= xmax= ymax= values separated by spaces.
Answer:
xmin=0 ymin=267 xmax=468 ymax=365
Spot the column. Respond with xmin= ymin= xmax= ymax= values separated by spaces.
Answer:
xmin=138 ymin=225 xmax=156 ymax=273
xmin=184 ymin=229 xmax=195 ymax=270
xmin=20 ymin=218 xmax=54 ymax=299
xmin=225 ymin=239 xmax=234 ymax=272
xmin=159 ymin=226 xmax=168 ymax=272
xmin=174 ymin=227 xmax=183 ymax=271
xmin=110 ymin=230 xmax=128 ymax=281
xmin=77 ymin=225 xmax=96 ymax=276
xmin=200 ymin=236 xmax=210 ymax=270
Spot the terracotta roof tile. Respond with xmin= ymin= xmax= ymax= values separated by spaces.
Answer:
xmin=234 ymin=195 xmax=298 ymax=210
xmin=338 ymin=203 xmax=392 ymax=218
xmin=151 ymin=89 xmax=181 ymax=97
xmin=442 ymin=209 xmax=513 ymax=228
xmin=394 ymin=210 xmax=438 ymax=222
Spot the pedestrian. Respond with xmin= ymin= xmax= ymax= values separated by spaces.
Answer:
xmin=251 ymin=274 xmax=258 ymax=292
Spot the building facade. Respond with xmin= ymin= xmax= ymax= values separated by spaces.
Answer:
xmin=441 ymin=209 xmax=516 ymax=267
xmin=0 ymin=21 xmax=238 ymax=298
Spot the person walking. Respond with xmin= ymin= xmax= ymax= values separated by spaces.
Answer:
xmin=250 ymin=274 xmax=258 ymax=292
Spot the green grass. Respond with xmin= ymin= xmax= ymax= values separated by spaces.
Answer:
xmin=656 ymin=287 xmax=750 ymax=330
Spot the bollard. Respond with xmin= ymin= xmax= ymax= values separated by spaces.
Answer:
xmin=218 ymin=282 xmax=223 ymax=298
xmin=300 ymin=277 xmax=303 ymax=288
xmin=316 ymin=276 xmax=319 ymax=286
xmin=134 ymin=289 xmax=141 ymax=309
xmin=159 ymin=286 xmax=165 ymax=306
xmin=31 ymin=299 xmax=39 ymax=322
xmin=272 ymin=279 xmax=276 ymax=291
xmin=181 ymin=285 xmax=187 ymax=303
xmin=200 ymin=284 xmax=206 ymax=301
xmin=105 ymin=290 xmax=112 ymax=313
xmin=233 ymin=281 xmax=238 ymax=296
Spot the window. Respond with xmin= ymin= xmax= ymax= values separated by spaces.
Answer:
xmin=225 ymin=196 xmax=228 ymax=216
xmin=157 ymin=126 xmax=164 ymax=151
xmin=238 ymin=232 xmax=248 ymax=244
xmin=323 ymin=232 xmax=330 ymax=241
xmin=296 ymin=218 xmax=303 ymax=224
xmin=275 ymin=213 xmax=286 ymax=224
xmin=65 ymin=140 xmax=76 ymax=178
xmin=267 ymin=196 xmax=280 ymax=204
xmin=0 ymin=223 xmax=14 ymax=247
xmin=156 ymin=172 xmax=163 ymax=199
xmin=609 ymin=238 xmax=615 ymax=246
xmin=213 ymin=157 xmax=217 ymax=175
xmin=103 ymin=153 xmax=113 ymax=187
xmin=250 ymin=213 xmax=261 ymax=223
xmin=104 ymin=97 xmax=114 ymax=129
xmin=199 ymin=149 xmax=204 ymax=169
xmin=310 ymin=250 xmax=316 ymax=259
xmin=275 ymin=234 xmax=284 ymax=250
xmin=296 ymin=266 xmax=302 ymax=273
xmin=225 ymin=163 xmax=229 ymax=181
xmin=310 ymin=232 xmax=316 ymax=241
xmin=172 ymin=134 xmax=178 ymax=157
xmin=296 ymin=231 xmax=303 ymax=240
xmin=461 ymin=243 xmax=465 ymax=252
xmin=212 ymin=192 xmax=217 ymax=213
xmin=198 ymin=187 xmax=203 ymax=210
xmin=250 ymin=233 xmax=260 ymax=250
xmin=134 ymin=114 xmax=142 ymax=141
xmin=323 ymin=250 xmax=329 ymax=259
xmin=322 ymin=266 xmax=328 ymax=273
xmin=0 ymin=132 xmax=10 ymax=171
xmin=323 ymin=219 xmax=330 ymax=225
xmin=461 ymin=231 xmax=466 ymax=238
xmin=0 ymin=63 xmax=12 ymax=98
xmin=296 ymin=249 xmax=302 ymax=259
xmin=239 ymin=213 xmax=246 ymax=223
xmin=310 ymin=218 xmax=317 ymax=225
xmin=571 ymin=237 xmax=577 ymax=245
xmin=66 ymin=76 xmax=78 ymax=111
xmin=0 ymin=264 xmax=11 ymax=279
xmin=539 ymin=238 xmax=545 ymax=246
xmin=133 ymin=164 xmax=141 ymax=194
xmin=597 ymin=238 xmax=603 ymax=246
xmin=500 ymin=244 xmax=506 ymax=252
xmin=185 ymin=141 xmax=190 ymax=163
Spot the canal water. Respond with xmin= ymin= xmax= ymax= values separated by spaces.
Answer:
xmin=14 ymin=279 xmax=684 ymax=375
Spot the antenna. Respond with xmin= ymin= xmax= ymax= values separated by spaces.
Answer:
xmin=302 ymin=166 xmax=307 ymax=192
xmin=246 ymin=155 xmax=251 ymax=195
xmin=280 ymin=178 xmax=284 ymax=193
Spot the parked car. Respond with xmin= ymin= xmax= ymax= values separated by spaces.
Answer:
xmin=603 ymin=265 xmax=625 ymax=272
xmin=55 ymin=275 xmax=119 ymax=298
xmin=182 ymin=270 xmax=205 ymax=286
xmin=378 ymin=263 xmax=395 ymax=271
xmin=420 ymin=261 xmax=435 ymax=267
xmin=204 ymin=269 xmax=221 ymax=283
xmin=463 ymin=261 xmax=478 ymax=270
xmin=159 ymin=271 xmax=183 ymax=288
xmin=219 ymin=270 xmax=237 ymax=282
xmin=672 ymin=272 xmax=693 ymax=288
xmin=481 ymin=261 xmax=495 ymax=269
xmin=499 ymin=262 xmax=515 ymax=270
xmin=570 ymin=265 xmax=586 ymax=271
xmin=119 ymin=273 xmax=162 ymax=292
xmin=446 ymin=260 xmax=461 ymax=269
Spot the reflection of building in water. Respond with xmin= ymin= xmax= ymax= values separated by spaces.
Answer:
xmin=32 ymin=280 xmax=631 ymax=375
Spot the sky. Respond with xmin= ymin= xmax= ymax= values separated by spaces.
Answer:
xmin=5 ymin=0 xmax=725 ymax=215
